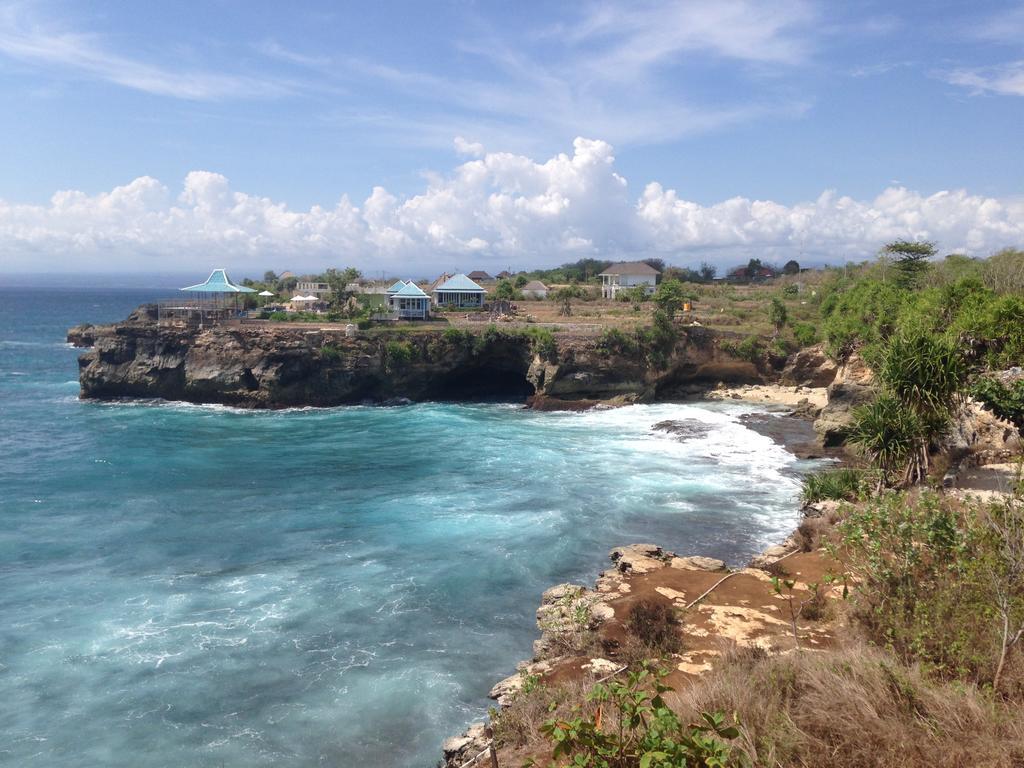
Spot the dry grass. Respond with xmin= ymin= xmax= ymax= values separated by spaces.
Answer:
xmin=670 ymin=643 xmax=1024 ymax=768
xmin=795 ymin=513 xmax=841 ymax=552
xmin=491 ymin=677 xmax=595 ymax=748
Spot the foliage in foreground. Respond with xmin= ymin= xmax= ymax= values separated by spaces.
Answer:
xmin=838 ymin=490 xmax=1024 ymax=691
xmin=673 ymin=644 xmax=1024 ymax=768
xmin=537 ymin=666 xmax=744 ymax=768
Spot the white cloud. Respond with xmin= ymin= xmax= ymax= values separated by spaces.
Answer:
xmin=1 ymin=138 xmax=1021 ymax=274
xmin=453 ymin=136 xmax=486 ymax=158
xmin=948 ymin=61 xmax=1024 ymax=97
xmin=0 ymin=5 xmax=289 ymax=100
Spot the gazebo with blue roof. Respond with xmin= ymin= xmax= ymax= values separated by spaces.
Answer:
xmin=181 ymin=269 xmax=257 ymax=295
xmin=432 ymin=273 xmax=486 ymax=308
xmin=158 ymin=269 xmax=256 ymax=327
xmin=388 ymin=281 xmax=431 ymax=320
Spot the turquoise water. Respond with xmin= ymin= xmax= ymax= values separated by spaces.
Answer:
xmin=0 ymin=287 xmax=815 ymax=767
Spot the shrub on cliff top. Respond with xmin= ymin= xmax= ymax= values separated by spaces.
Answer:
xmin=382 ymin=340 xmax=414 ymax=371
xmin=520 ymin=326 xmax=558 ymax=362
xmin=320 ymin=344 xmax=343 ymax=362
xmin=627 ymin=599 xmax=683 ymax=655
xmin=540 ymin=667 xmax=743 ymax=768
xmin=838 ymin=491 xmax=1024 ymax=689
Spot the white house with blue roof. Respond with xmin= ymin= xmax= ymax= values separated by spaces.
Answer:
xmin=432 ymin=273 xmax=486 ymax=308
xmin=388 ymin=281 xmax=431 ymax=319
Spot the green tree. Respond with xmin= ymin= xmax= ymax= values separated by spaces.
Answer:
xmin=769 ymin=297 xmax=788 ymax=335
xmin=263 ymin=270 xmax=278 ymax=283
xmin=514 ymin=274 xmax=528 ymax=288
xmin=884 ymin=240 xmax=935 ymax=290
xmin=652 ymin=279 xmax=690 ymax=321
xmin=322 ymin=267 xmax=362 ymax=311
xmin=493 ymin=279 xmax=521 ymax=301
xmin=699 ymin=261 xmax=717 ymax=282
xmin=852 ymin=330 xmax=969 ymax=486
xmin=783 ymin=259 xmax=800 ymax=275
xmin=554 ymin=285 xmax=583 ymax=316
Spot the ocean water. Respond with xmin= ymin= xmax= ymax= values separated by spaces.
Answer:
xmin=0 ymin=287 xmax=817 ymax=768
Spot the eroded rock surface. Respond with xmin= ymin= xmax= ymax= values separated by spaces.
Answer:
xmin=70 ymin=309 xmax=775 ymax=408
xmin=814 ymin=352 xmax=875 ymax=446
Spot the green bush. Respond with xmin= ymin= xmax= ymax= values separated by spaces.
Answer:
xmin=522 ymin=326 xmax=558 ymax=361
xmin=626 ymin=600 xmax=683 ymax=655
xmin=973 ymin=377 xmax=1024 ymax=434
xmin=801 ymin=467 xmax=869 ymax=504
xmin=724 ymin=335 xmax=764 ymax=364
xmin=320 ymin=344 xmax=343 ymax=362
xmin=540 ymin=667 xmax=743 ymax=768
xmin=791 ymin=321 xmax=818 ymax=347
xmin=596 ymin=327 xmax=646 ymax=358
xmin=838 ymin=491 xmax=1024 ymax=685
xmin=383 ymin=340 xmax=414 ymax=371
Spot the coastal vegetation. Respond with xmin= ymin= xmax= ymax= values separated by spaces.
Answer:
xmin=466 ymin=242 xmax=1024 ymax=768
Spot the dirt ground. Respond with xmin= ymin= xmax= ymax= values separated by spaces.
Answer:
xmin=493 ymin=547 xmax=845 ymax=767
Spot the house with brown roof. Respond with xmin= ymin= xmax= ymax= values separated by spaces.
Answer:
xmin=467 ymin=270 xmax=495 ymax=284
xmin=598 ymin=261 xmax=661 ymax=299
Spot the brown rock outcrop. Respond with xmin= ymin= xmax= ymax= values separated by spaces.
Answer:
xmin=814 ymin=352 xmax=875 ymax=446
xmin=781 ymin=343 xmax=838 ymax=388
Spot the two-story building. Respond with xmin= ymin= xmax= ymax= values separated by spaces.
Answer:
xmin=296 ymin=280 xmax=332 ymax=298
xmin=598 ymin=262 xmax=661 ymax=299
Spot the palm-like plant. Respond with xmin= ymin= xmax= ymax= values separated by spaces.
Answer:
xmin=848 ymin=395 xmax=924 ymax=488
xmin=854 ymin=331 xmax=970 ymax=486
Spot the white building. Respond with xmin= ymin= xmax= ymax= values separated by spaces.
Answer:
xmin=598 ymin=262 xmax=661 ymax=299
xmin=432 ymin=274 xmax=486 ymax=308
xmin=388 ymin=281 xmax=431 ymax=319
xmin=296 ymin=280 xmax=332 ymax=298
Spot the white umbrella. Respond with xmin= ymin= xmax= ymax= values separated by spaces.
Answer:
xmin=303 ymin=295 xmax=320 ymax=301
xmin=291 ymin=295 xmax=311 ymax=302
xmin=258 ymin=290 xmax=274 ymax=297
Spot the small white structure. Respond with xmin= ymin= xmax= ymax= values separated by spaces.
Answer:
xmin=432 ymin=274 xmax=486 ymax=308
xmin=521 ymin=280 xmax=549 ymax=299
xmin=388 ymin=281 xmax=431 ymax=319
xmin=598 ymin=262 xmax=661 ymax=299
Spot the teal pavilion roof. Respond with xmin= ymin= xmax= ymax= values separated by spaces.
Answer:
xmin=386 ymin=280 xmax=408 ymax=294
xmin=181 ymin=269 xmax=256 ymax=293
xmin=394 ymin=282 xmax=429 ymax=298
xmin=434 ymin=274 xmax=485 ymax=293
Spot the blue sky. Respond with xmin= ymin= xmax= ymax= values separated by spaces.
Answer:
xmin=1 ymin=0 xmax=1022 ymax=273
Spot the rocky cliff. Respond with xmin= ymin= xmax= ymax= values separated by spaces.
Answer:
xmin=69 ymin=307 xmax=777 ymax=408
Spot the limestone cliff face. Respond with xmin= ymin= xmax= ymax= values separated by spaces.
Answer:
xmin=69 ymin=308 xmax=772 ymax=408
xmin=813 ymin=352 xmax=876 ymax=446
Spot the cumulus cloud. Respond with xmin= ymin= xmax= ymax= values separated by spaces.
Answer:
xmin=1 ymin=137 xmax=1021 ymax=274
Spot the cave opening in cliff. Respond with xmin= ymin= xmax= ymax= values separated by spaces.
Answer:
xmin=430 ymin=362 xmax=535 ymax=402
